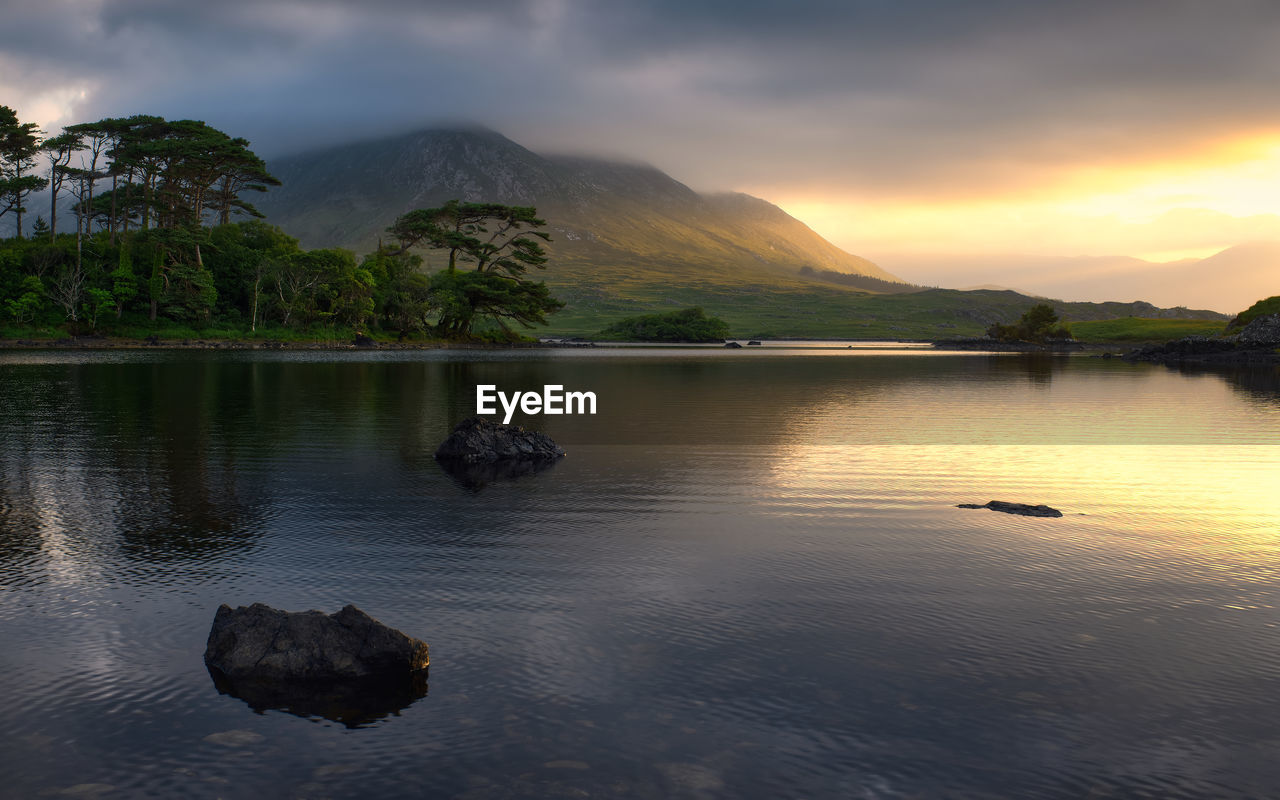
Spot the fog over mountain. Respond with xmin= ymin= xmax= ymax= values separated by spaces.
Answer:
xmin=253 ymin=126 xmax=895 ymax=286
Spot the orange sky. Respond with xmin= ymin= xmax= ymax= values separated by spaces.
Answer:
xmin=772 ymin=129 xmax=1280 ymax=264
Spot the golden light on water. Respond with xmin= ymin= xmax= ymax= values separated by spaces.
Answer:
xmin=763 ymin=444 xmax=1280 ymax=559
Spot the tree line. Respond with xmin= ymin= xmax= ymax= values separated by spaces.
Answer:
xmin=0 ymin=106 xmax=561 ymax=339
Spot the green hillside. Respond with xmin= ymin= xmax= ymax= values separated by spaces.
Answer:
xmin=256 ymin=127 xmax=894 ymax=287
xmin=544 ymin=284 xmax=1228 ymax=339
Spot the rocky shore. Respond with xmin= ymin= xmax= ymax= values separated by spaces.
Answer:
xmin=1123 ymin=313 xmax=1280 ymax=365
xmin=0 ymin=335 xmax=580 ymax=351
xmin=931 ymin=337 xmax=1085 ymax=352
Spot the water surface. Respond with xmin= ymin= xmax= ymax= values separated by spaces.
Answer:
xmin=1 ymin=348 xmax=1278 ymax=798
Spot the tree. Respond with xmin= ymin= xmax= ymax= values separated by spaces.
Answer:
xmin=272 ymin=250 xmax=329 ymax=326
xmin=5 ymin=275 xmax=45 ymax=324
xmin=41 ymin=131 xmax=82 ymax=240
xmin=987 ymin=303 xmax=1072 ymax=343
xmin=205 ymin=221 xmax=300 ymax=330
xmin=427 ymin=270 xmax=564 ymax=337
xmin=110 ymin=240 xmax=138 ymax=319
xmin=388 ymin=200 xmax=550 ymax=276
xmin=367 ymin=250 xmax=431 ymax=337
xmin=597 ymin=307 xmax=731 ymax=342
xmin=386 ymin=201 xmax=560 ymax=338
xmin=0 ymin=106 xmax=50 ymax=238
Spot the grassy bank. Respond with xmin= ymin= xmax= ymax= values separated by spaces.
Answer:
xmin=543 ymin=281 xmax=1229 ymax=340
xmin=1068 ymin=318 xmax=1225 ymax=343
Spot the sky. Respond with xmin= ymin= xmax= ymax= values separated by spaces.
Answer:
xmin=3 ymin=0 xmax=1279 ymax=307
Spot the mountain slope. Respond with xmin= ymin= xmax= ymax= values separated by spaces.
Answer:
xmin=254 ymin=127 xmax=895 ymax=287
xmin=253 ymin=127 xmax=1225 ymax=337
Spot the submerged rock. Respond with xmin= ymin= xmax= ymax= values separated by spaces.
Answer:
xmin=958 ymin=500 xmax=1064 ymax=517
xmin=204 ymin=603 xmax=429 ymax=682
xmin=434 ymin=416 xmax=565 ymax=464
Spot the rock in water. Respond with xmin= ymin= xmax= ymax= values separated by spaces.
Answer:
xmin=204 ymin=603 xmax=429 ymax=681
xmin=434 ymin=416 xmax=565 ymax=464
xmin=957 ymin=500 xmax=1064 ymax=517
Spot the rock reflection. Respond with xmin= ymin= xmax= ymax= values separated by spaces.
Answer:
xmin=208 ymin=666 xmax=429 ymax=729
xmin=1183 ymin=364 xmax=1280 ymax=405
xmin=437 ymin=456 xmax=561 ymax=491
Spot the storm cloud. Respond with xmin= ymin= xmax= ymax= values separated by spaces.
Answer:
xmin=4 ymin=0 xmax=1280 ymax=197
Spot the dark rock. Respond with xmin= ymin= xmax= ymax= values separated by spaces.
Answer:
xmin=1233 ymin=313 xmax=1280 ymax=346
xmin=958 ymin=500 xmax=1063 ymax=517
xmin=1124 ymin=332 xmax=1279 ymax=365
xmin=747 ymin=340 xmax=762 ymax=346
xmin=354 ymin=332 xmax=376 ymax=348
xmin=434 ymin=416 xmax=565 ymax=464
xmin=724 ymin=341 xmax=743 ymax=348
xmin=933 ymin=337 xmax=1083 ymax=352
xmin=208 ymin=665 xmax=428 ymax=729
xmin=204 ymin=603 xmax=429 ymax=682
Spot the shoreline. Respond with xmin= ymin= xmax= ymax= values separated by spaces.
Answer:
xmin=0 ymin=336 xmax=556 ymax=351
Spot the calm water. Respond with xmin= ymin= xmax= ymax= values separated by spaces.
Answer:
xmin=1 ymin=347 xmax=1278 ymax=799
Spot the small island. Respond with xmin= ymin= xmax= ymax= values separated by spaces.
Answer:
xmin=594 ymin=306 xmax=731 ymax=343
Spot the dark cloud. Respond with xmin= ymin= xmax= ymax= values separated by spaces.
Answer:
xmin=5 ymin=0 xmax=1280 ymax=197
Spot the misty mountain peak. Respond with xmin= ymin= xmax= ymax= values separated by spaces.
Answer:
xmin=254 ymin=127 xmax=896 ymax=283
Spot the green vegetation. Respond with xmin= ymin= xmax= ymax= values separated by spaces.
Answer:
xmin=986 ymin=303 xmax=1071 ymax=343
xmin=0 ymin=107 xmax=565 ymax=342
xmin=0 ymin=106 xmax=48 ymax=238
xmin=596 ymin=307 xmax=731 ymax=342
xmin=797 ymin=265 xmax=920 ymax=294
xmin=1 ymin=111 xmax=1239 ymax=345
xmin=1227 ymin=295 xmax=1280 ymax=331
xmin=1068 ymin=317 xmax=1227 ymax=342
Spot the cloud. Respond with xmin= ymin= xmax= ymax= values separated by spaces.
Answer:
xmin=4 ymin=0 xmax=1280 ymax=273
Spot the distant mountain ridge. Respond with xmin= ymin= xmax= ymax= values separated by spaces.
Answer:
xmin=253 ymin=126 xmax=896 ymax=286
xmin=890 ymin=245 xmax=1277 ymax=315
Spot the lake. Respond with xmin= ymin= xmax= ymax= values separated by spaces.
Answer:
xmin=1 ymin=346 xmax=1278 ymax=798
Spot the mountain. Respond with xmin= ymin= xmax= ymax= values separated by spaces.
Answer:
xmin=252 ymin=127 xmax=1226 ymax=337
xmin=889 ymin=246 xmax=1276 ymax=315
xmin=254 ymin=126 xmax=894 ymax=288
